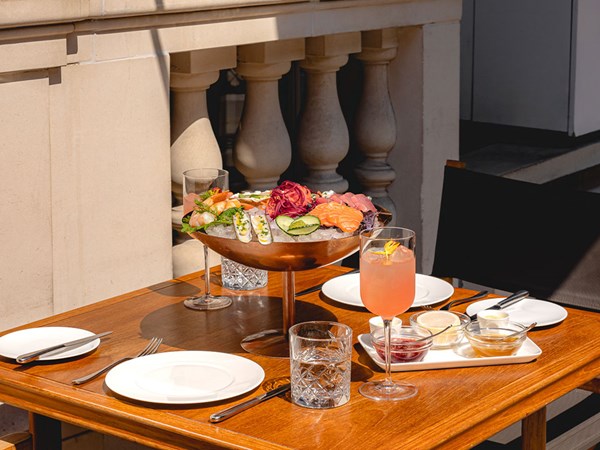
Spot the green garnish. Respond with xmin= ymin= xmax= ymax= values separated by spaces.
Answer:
xmin=199 ymin=189 xmax=220 ymax=201
xmin=181 ymin=206 xmax=244 ymax=233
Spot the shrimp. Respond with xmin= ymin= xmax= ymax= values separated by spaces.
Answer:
xmin=211 ymin=198 xmax=242 ymax=215
xmin=189 ymin=211 xmax=216 ymax=228
xmin=203 ymin=191 xmax=233 ymax=207
xmin=238 ymin=198 xmax=269 ymax=210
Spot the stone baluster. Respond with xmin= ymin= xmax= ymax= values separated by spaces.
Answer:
xmin=170 ymin=48 xmax=236 ymax=277
xmin=353 ymin=29 xmax=399 ymax=219
xmin=235 ymin=39 xmax=305 ymax=190
xmin=170 ymin=47 xmax=236 ymax=204
xmin=298 ymin=33 xmax=361 ymax=193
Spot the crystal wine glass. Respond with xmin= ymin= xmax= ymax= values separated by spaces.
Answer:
xmin=359 ymin=226 xmax=417 ymax=400
xmin=182 ymin=168 xmax=231 ymax=310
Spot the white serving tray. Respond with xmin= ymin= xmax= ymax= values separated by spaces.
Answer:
xmin=358 ymin=334 xmax=542 ymax=372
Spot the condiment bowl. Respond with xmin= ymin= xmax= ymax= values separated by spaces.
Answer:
xmin=409 ymin=310 xmax=471 ymax=349
xmin=464 ymin=321 xmax=529 ymax=357
xmin=370 ymin=326 xmax=433 ymax=364
xmin=477 ymin=309 xmax=509 ymax=328
xmin=368 ymin=316 xmax=402 ymax=335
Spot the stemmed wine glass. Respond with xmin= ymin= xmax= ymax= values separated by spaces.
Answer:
xmin=182 ymin=168 xmax=231 ymax=311
xmin=359 ymin=227 xmax=417 ymax=400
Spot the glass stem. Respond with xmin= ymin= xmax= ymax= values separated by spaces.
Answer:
xmin=383 ymin=318 xmax=393 ymax=385
xmin=203 ymin=244 xmax=211 ymax=297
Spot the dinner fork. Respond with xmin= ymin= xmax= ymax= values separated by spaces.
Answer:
xmin=421 ymin=290 xmax=489 ymax=311
xmin=72 ymin=337 xmax=162 ymax=385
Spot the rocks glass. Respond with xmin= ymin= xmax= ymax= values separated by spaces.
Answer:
xmin=289 ymin=321 xmax=352 ymax=409
xmin=221 ymin=257 xmax=268 ymax=290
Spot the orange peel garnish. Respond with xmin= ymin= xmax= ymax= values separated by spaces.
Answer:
xmin=373 ymin=240 xmax=400 ymax=258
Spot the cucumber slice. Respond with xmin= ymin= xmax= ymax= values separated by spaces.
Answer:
xmin=275 ymin=215 xmax=295 ymax=232
xmin=286 ymin=224 xmax=320 ymax=236
xmin=276 ymin=214 xmax=321 ymax=236
xmin=289 ymin=215 xmax=320 ymax=230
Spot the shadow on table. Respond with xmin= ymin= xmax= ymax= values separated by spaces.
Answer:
xmin=139 ymin=296 xmax=338 ymax=354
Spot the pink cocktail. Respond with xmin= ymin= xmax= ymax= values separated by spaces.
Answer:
xmin=360 ymin=245 xmax=415 ymax=319
xmin=182 ymin=193 xmax=199 ymax=216
xmin=359 ymin=227 xmax=418 ymax=401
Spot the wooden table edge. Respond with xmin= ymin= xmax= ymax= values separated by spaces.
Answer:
xmin=0 ymin=372 xmax=291 ymax=450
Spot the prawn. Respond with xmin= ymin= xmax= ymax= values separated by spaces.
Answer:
xmin=203 ymin=191 xmax=233 ymax=207
xmin=211 ymin=198 xmax=242 ymax=215
xmin=189 ymin=211 xmax=216 ymax=227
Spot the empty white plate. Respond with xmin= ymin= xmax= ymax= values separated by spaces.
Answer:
xmin=0 ymin=327 xmax=101 ymax=362
xmin=321 ymin=273 xmax=454 ymax=308
xmin=466 ymin=298 xmax=568 ymax=327
xmin=105 ymin=351 xmax=265 ymax=404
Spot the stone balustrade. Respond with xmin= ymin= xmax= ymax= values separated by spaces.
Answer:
xmin=0 ymin=0 xmax=460 ymax=330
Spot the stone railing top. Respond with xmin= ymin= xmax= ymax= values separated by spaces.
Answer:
xmin=1 ymin=0 xmax=459 ymax=31
xmin=0 ymin=0 xmax=306 ymax=29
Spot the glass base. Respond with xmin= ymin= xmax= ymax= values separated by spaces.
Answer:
xmin=184 ymin=295 xmax=232 ymax=311
xmin=240 ymin=329 xmax=289 ymax=358
xmin=359 ymin=380 xmax=417 ymax=401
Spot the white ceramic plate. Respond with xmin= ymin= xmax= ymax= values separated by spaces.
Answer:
xmin=105 ymin=351 xmax=265 ymax=404
xmin=321 ymin=273 xmax=454 ymax=308
xmin=0 ymin=327 xmax=101 ymax=362
xmin=358 ymin=333 xmax=542 ymax=372
xmin=466 ymin=298 xmax=568 ymax=327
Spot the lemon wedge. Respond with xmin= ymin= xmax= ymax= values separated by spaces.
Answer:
xmin=416 ymin=311 xmax=460 ymax=329
xmin=415 ymin=311 xmax=462 ymax=348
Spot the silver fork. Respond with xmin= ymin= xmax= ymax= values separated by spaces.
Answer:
xmin=421 ymin=290 xmax=489 ymax=311
xmin=72 ymin=337 xmax=162 ymax=385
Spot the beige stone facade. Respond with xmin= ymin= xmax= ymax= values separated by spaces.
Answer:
xmin=1 ymin=0 xmax=461 ymax=332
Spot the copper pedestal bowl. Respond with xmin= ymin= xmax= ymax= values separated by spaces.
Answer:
xmin=188 ymin=231 xmax=361 ymax=358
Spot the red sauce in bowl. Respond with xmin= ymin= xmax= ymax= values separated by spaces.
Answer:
xmin=373 ymin=337 xmax=431 ymax=363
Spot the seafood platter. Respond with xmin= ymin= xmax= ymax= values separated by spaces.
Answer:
xmin=183 ymin=181 xmax=390 ymax=272
xmin=182 ymin=180 xmax=390 ymax=357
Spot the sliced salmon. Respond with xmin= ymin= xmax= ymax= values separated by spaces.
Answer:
xmin=309 ymin=202 xmax=364 ymax=233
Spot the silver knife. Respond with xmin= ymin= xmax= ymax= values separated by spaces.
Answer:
xmin=296 ymin=268 xmax=359 ymax=297
xmin=16 ymin=331 xmax=112 ymax=364
xmin=469 ymin=290 xmax=529 ymax=321
xmin=209 ymin=383 xmax=291 ymax=423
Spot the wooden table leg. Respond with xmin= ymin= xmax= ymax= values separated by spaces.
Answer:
xmin=29 ymin=414 xmax=61 ymax=450
xmin=521 ymin=406 xmax=546 ymax=450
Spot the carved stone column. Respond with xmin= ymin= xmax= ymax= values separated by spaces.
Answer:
xmin=170 ymin=48 xmax=236 ymax=276
xmin=298 ymin=33 xmax=361 ymax=193
xmin=235 ymin=39 xmax=305 ymax=190
xmin=354 ymin=29 xmax=399 ymax=219
xmin=170 ymin=47 xmax=236 ymax=204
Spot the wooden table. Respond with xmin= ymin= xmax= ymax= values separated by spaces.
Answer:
xmin=1 ymin=266 xmax=599 ymax=450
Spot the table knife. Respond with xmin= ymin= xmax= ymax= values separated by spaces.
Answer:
xmin=295 ymin=268 xmax=359 ymax=297
xmin=468 ymin=290 xmax=529 ymax=321
xmin=209 ymin=383 xmax=291 ymax=423
xmin=16 ymin=331 xmax=113 ymax=364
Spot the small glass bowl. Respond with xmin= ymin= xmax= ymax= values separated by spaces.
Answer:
xmin=409 ymin=310 xmax=471 ymax=349
xmin=476 ymin=309 xmax=509 ymax=328
xmin=371 ymin=326 xmax=433 ymax=363
xmin=464 ymin=321 xmax=529 ymax=357
xmin=368 ymin=316 xmax=402 ymax=335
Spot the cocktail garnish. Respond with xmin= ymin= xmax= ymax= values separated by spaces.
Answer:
xmin=373 ymin=240 xmax=400 ymax=258
xmin=384 ymin=241 xmax=400 ymax=255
